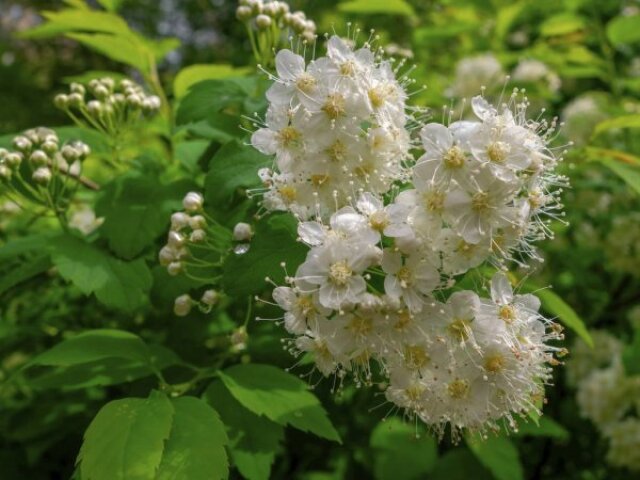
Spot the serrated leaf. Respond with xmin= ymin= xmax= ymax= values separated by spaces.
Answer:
xmin=204 ymin=139 xmax=269 ymax=205
xmin=174 ymin=64 xmax=251 ymax=98
xmin=370 ymin=418 xmax=437 ymax=480
xmin=466 ymin=436 xmax=523 ymax=480
xmin=51 ymin=235 xmax=152 ymax=311
xmin=176 ymin=79 xmax=251 ymax=125
xmin=156 ymin=396 xmax=229 ymax=480
xmin=205 ymin=381 xmax=283 ymax=480
xmin=219 ymin=364 xmax=340 ymax=443
xmin=339 ymin=0 xmax=415 ymax=16
xmin=78 ymin=391 xmax=174 ymax=480
xmin=222 ymin=214 xmax=306 ymax=297
xmin=607 ymin=15 xmax=640 ymax=46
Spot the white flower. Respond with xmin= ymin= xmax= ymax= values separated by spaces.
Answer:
xmin=273 ymin=285 xmax=331 ymax=334
xmin=382 ymin=249 xmax=439 ymax=312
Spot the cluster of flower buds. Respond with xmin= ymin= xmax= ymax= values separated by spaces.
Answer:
xmin=159 ymin=192 xmax=234 ymax=316
xmin=251 ymin=35 xmax=568 ymax=438
xmin=252 ymin=36 xmax=415 ymax=220
xmin=568 ymin=332 xmax=640 ymax=471
xmin=0 ymin=127 xmax=90 ymax=214
xmin=54 ymin=78 xmax=161 ymax=137
xmin=236 ymin=0 xmax=317 ymax=66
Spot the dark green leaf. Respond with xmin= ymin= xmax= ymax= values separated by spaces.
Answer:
xmin=0 ymin=254 xmax=51 ymax=295
xmin=622 ymin=328 xmax=640 ymax=376
xmin=466 ymin=436 xmax=524 ymax=480
xmin=430 ymin=449 xmax=492 ymax=480
xmin=176 ymin=79 xmax=251 ymax=125
xmin=515 ymin=416 xmax=570 ymax=440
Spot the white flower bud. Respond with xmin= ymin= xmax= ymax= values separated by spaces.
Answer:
xmin=87 ymin=100 xmax=103 ymax=116
xmin=100 ymin=77 xmax=115 ymax=91
xmin=167 ymin=230 xmax=185 ymax=248
xmin=230 ymin=326 xmax=248 ymax=351
xmin=167 ymin=261 xmax=183 ymax=276
xmin=32 ymin=167 xmax=52 ymax=185
xmin=201 ymin=289 xmax=219 ymax=306
xmin=262 ymin=3 xmax=278 ymax=17
xmin=68 ymin=92 xmax=84 ymax=108
xmin=61 ymin=145 xmax=79 ymax=162
xmin=119 ymin=79 xmax=134 ymax=90
xmin=189 ymin=215 xmax=207 ymax=230
xmin=30 ymin=150 xmax=49 ymax=167
xmin=5 ymin=152 xmax=23 ymax=168
xmin=127 ymin=94 xmax=142 ymax=108
xmin=0 ymin=165 xmax=12 ymax=180
xmin=0 ymin=148 xmax=7 ymax=159
xmin=236 ymin=5 xmax=252 ymax=20
xmin=183 ymin=192 xmax=204 ymax=212
xmin=69 ymin=160 xmax=81 ymax=176
xmin=173 ymin=294 xmax=193 ymax=316
xmin=256 ymin=14 xmax=272 ymax=29
xmin=159 ymin=246 xmax=176 ymax=266
xmin=88 ymin=79 xmax=100 ymax=90
xmin=247 ymin=0 xmax=263 ymax=15
xmin=233 ymin=222 xmax=253 ymax=241
xmin=75 ymin=142 xmax=91 ymax=159
xmin=143 ymin=95 xmax=162 ymax=112
xmin=13 ymin=136 xmax=32 ymax=152
xmin=190 ymin=229 xmax=207 ymax=243
xmin=42 ymin=141 xmax=58 ymax=155
xmin=54 ymin=94 xmax=69 ymax=109
xmin=93 ymin=85 xmax=109 ymax=100
xmin=70 ymin=82 xmax=85 ymax=95
xmin=171 ymin=212 xmax=190 ymax=231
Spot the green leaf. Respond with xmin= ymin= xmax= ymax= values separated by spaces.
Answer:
xmin=27 ymin=329 xmax=152 ymax=367
xmin=20 ymin=9 xmax=131 ymax=39
xmin=174 ymin=64 xmax=251 ymax=98
xmin=622 ymin=328 xmax=640 ymax=376
xmin=607 ymin=15 xmax=640 ymax=46
xmin=174 ymin=139 xmax=211 ymax=172
xmin=515 ymin=416 xmax=570 ymax=440
xmin=539 ymin=13 xmax=585 ymax=36
xmin=51 ymin=235 xmax=152 ymax=311
xmin=157 ymin=396 xmax=229 ymax=480
xmin=0 ymin=233 xmax=58 ymax=261
xmin=466 ymin=436 xmax=524 ymax=480
xmin=95 ymin=175 xmax=187 ymax=259
xmin=370 ymin=418 xmax=437 ymax=480
xmin=204 ymin=139 xmax=269 ymax=205
xmin=0 ymin=254 xmax=52 ymax=295
xmin=97 ymin=0 xmax=125 ymax=12
xmin=78 ymin=391 xmax=174 ymax=480
xmin=599 ymin=157 xmax=640 ymax=196
xmin=205 ymin=381 xmax=284 ymax=480
xmin=176 ymin=79 xmax=251 ymax=125
xmin=219 ymin=364 xmax=341 ymax=442
xmin=593 ymin=115 xmax=640 ymax=136
xmin=67 ymin=32 xmax=150 ymax=73
xmin=430 ymin=449 xmax=492 ymax=480
xmin=339 ymin=0 xmax=415 ymax=16
xmin=222 ymin=214 xmax=306 ymax=297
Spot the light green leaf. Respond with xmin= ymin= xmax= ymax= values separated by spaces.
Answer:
xmin=219 ymin=364 xmax=341 ymax=442
xmin=27 ymin=329 xmax=152 ymax=367
xmin=78 ymin=391 xmax=175 ymax=480
xmin=222 ymin=214 xmax=306 ymax=297
xmin=594 ymin=115 xmax=640 ymax=136
xmin=174 ymin=64 xmax=251 ymax=98
xmin=515 ymin=416 xmax=570 ymax=440
xmin=599 ymin=157 xmax=640 ymax=196
xmin=204 ymin=139 xmax=269 ymax=205
xmin=67 ymin=32 xmax=150 ymax=73
xmin=157 ymin=396 xmax=229 ymax=480
xmin=370 ymin=418 xmax=437 ymax=480
xmin=97 ymin=0 xmax=125 ymax=12
xmin=20 ymin=9 xmax=131 ymax=39
xmin=205 ymin=381 xmax=284 ymax=480
xmin=51 ymin=235 xmax=152 ymax=311
xmin=540 ymin=13 xmax=585 ymax=36
xmin=466 ymin=436 xmax=524 ymax=480
xmin=607 ymin=15 xmax=640 ymax=46
xmin=339 ymin=0 xmax=415 ymax=16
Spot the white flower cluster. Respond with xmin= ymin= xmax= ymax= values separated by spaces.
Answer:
xmin=236 ymin=0 xmax=316 ymax=43
xmin=569 ymin=332 xmax=640 ymax=471
xmin=512 ymin=59 xmax=561 ymax=93
xmin=54 ymin=78 xmax=161 ymax=137
xmin=252 ymin=36 xmax=412 ymax=220
xmin=252 ymin=36 xmax=567 ymax=437
xmin=447 ymin=53 xmax=504 ymax=98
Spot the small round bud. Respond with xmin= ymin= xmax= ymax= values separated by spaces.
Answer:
xmin=167 ymin=261 xmax=183 ymax=276
xmin=183 ymin=192 xmax=204 ymax=212
xmin=111 ymin=93 xmax=126 ymax=106
xmin=171 ymin=212 xmax=190 ymax=231
xmin=32 ymin=167 xmax=52 ymax=185
xmin=70 ymin=82 xmax=85 ymax=95
xmin=68 ymin=92 xmax=84 ymax=108
xmin=142 ymin=96 xmax=161 ymax=113
xmin=168 ymin=231 xmax=185 ymax=248
xmin=5 ymin=152 xmax=23 ymax=168
xmin=54 ymin=94 xmax=69 ymax=109
xmin=74 ymin=142 xmax=91 ymax=159
xmin=30 ymin=150 xmax=49 ymax=167
xmin=88 ymin=79 xmax=100 ymax=90
xmin=93 ymin=85 xmax=109 ymax=100
xmin=236 ymin=5 xmax=252 ymax=21
xmin=262 ymin=3 xmax=278 ymax=17
xmin=127 ymin=94 xmax=142 ymax=109
xmin=61 ymin=145 xmax=79 ymax=162
xmin=173 ymin=294 xmax=193 ymax=317
xmin=230 ymin=326 xmax=248 ymax=351
xmin=0 ymin=165 xmax=12 ymax=180
xmin=159 ymin=246 xmax=176 ymax=266
xmin=13 ymin=136 xmax=32 ymax=152
xmin=190 ymin=229 xmax=207 ymax=243
xmin=255 ymin=14 xmax=272 ymax=29
xmin=0 ymin=148 xmax=7 ymax=159
xmin=100 ymin=77 xmax=115 ymax=91
xmin=42 ymin=141 xmax=58 ymax=155
xmin=201 ymin=289 xmax=220 ymax=306
xmin=87 ymin=100 xmax=103 ymax=116
xmin=189 ymin=215 xmax=207 ymax=230
xmin=233 ymin=222 xmax=253 ymax=241
xmin=247 ymin=0 xmax=263 ymax=15
xmin=119 ymin=79 xmax=134 ymax=90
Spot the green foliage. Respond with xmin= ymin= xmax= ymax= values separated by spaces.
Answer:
xmin=173 ymin=65 xmax=252 ymax=98
xmin=338 ymin=0 xmax=415 ymax=16
xmin=466 ymin=436 xmax=524 ymax=480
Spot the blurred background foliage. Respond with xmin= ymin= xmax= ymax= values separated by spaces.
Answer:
xmin=1 ymin=0 xmax=640 ymax=479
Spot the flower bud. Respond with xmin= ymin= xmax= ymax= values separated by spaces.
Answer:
xmin=233 ymin=222 xmax=253 ymax=241
xmin=189 ymin=215 xmax=207 ymax=230
xmin=42 ymin=140 xmax=58 ymax=155
xmin=142 ymin=96 xmax=161 ymax=114
xmin=127 ymin=94 xmax=142 ymax=109
xmin=32 ymin=167 xmax=52 ymax=185
xmin=87 ymin=100 xmax=103 ymax=116
xmin=168 ymin=230 xmax=185 ymax=248
xmin=5 ymin=152 xmax=23 ymax=168
xmin=167 ymin=261 xmax=183 ymax=276
xmin=247 ymin=0 xmax=263 ymax=15
xmin=183 ymin=192 xmax=204 ymax=212
xmin=262 ymin=2 xmax=278 ymax=17
xmin=68 ymin=92 xmax=84 ymax=108
xmin=13 ymin=136 xmax=32 ymax=152
xmin=255 ymin=14 xmax=272 ymax=29
xmin=61 ymin=145 xmax=79 ymax=162
xmin=29 ymin=150 xmax=49 ymax=167
xmin=100 ymin=77 xmax=115 ymax=91
xmin=236 ymin=5 xmax=252 ymax=21
xmin=54 ymin=94 xmax=69 ymax=109
xmin=190 ymin=229 xmax=207 ymax=243
xmin=0 ymin=148 xmax=6 ymax=159
xmin=173 ymin=294 xmax=193 ymax=317
xmin=88 ymin=79 xmax=100 ymax=90
xmin=0 ymin=165 xmax=12 ymax=180
xmin=70 ymin=83 xmax=85 ymax=95
xmin=201 ymin=289 xmax=220 ymax=306
xmin=159 ymin=246 xmax=176 ymax=266
xmin=75 ymin=142 xmax=91 ymax=159
xmin=171 ymin=212 xmax=190 ymax=231
xmin=230 ymin=326 xmax=248 ymax=351
xmin=94 ymin=85 xmax=110 ymax=100
xmin=112 ymin=93 xmax=126 ymax=107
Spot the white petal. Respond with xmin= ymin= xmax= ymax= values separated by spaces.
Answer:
xmin=356 ymin=192 xmax=383 ymax=215
xmin=298 ymin=221 xmax=327 ymax=246
xmin=381 ymin=250 xmax=402 ymax=274
xmin=273 ymin=286 xmax=296 ymax=309
xmin=275 ymin=49 xmax=305 ymax=81
xmin=250 ymin=129 xmax=277 ymax=155
xmin=490 ymin=272 xmax=514 ymax=305
xmin=471 ymin=95 xmax=495 ymax=120
xmin=420 ymin=123 xmax=453 ymax=150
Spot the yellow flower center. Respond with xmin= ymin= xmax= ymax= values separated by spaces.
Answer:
xmin=329 ymin=260 xmax=352 ymax=286
xmin=278 ymin=185 xmax=297 ymax=203
xmin=498 ymin=305 xmax=516 ymax=324
xmin=424 ymin=190 xmax=445 ymax=213
xmin=322 ymin=93 xmax=346 ymax=120
xmin=295 ymin=73 xmax=317 ymax=93
xmin=405 ymin=384 xmax=424 ymax=402
xmin=340 ymin=60 xmax=357 ymax=77
xmin=447 ymin=318 xmax=471 ymax=342
xmin=447 ymin=379 xmax=469 ymax=399
xmin=471 ymin=191 xmax=490 ymax=213
xmin=397 ymin=266 xmax=413 ymax=287
xmin=348 ymin=314 xmax=373 ymax=336
xmin=327 ymin=139 xmax=347 ymax=162
xmin=404 ymin=344 xmax=430 ymax=370
xmin=394 ymin=311 xmax=413 ymax=331
xmin=311 ymin=174 xmax=329 ymax=186
xmin=277 ymin=126 xmax=300 ymax=147
xmin=484 ymin=353 xmax=506 ymax=373
xmin=369 ymin=211 xmax=389 ymax=232
xmin=443 ymin=146 xmax=466 ymax=169
xmin=487 ymin=141 xmax=510 ymax=163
